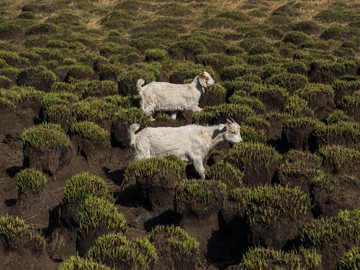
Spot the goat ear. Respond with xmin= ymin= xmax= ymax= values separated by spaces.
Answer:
xmin=198 ymin=75 xmax=207 ymax=88
xmin=218 ymin=124 xmax=226 ymax=131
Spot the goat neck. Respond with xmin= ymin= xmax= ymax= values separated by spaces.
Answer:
xmin=197 ymin=125 xmax=227 ymax=151
xmin=190 ymin=77 xmax=205 ymax=94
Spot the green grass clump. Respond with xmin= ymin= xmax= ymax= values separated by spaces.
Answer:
xmin=196 ymin=53 xmax=240 ymax=73
xmin=66 ymin=64 xmax=95 ymax=81
xmin=279 ymin=150 xmax=322 ymax=177
xmin=283 ymin=95 xmax=315 ymax=117
xmin=103 ymin=95 xmax=132 ymax=109
xmin=240 ymin=125 xmax=267 ymax=143
xmin=228 ymin=95 xmax=265 ymax=113
xmin=0 ymin=86 xmax=44 ymax=108
xmin=326 ymin=109 xmax=350 ymax=124
xmin=215 ymin=102 xmax=255 ymax=119
xmin=317 ymin=144 xmax=360 ymax=174
xmin=25 ymin=22 xmax=57 ymax=35
xmin=145 ymin=48 xmax=168 ymax=62
xmin=332 ymin=79 xmax=360 ymax=101
xmin=175 ymin=179 xmax=227 ymax=205
xmin=86 ymin=233 xmax=158 ymax=269
xmin=21 ymin=122 xmax=69 ymax=149
xmin=72 ymin=97 xmax=112 ymax=121
xmin=62 ymin=172 xmax=113 ymax=204
xmin=314 ymin=121 xmax=360 ymax=146
xmin=239 ymin=246 xmax=321 ymax=269
xmin=283 ymin=31 xmax=314 ymax=46
xmin=149 ymin=224 xmax=200 ymax=255
xmin=74 ymin=80 xmax=118 ymax=98
xmin=0 ymin=50 xmax=24 ymax=67
xmin=112 ymin=106 xmax=150 ymax=126
xmin=124 ymin=156 xmax=186 ymax=183
xmin=297 ymin=83 xmax=335 ymax=102
xmin=338 ymin=247 xmax=360 ymax=270
xmin=70 ymin=121 xmax=110 ymax=145
xmin=117 ymin=62 xmax=160 ymax=95
xmin=17 ymin=65 xmax=57 ymax=91
xmin=301 ymin=209 xmax=360 ymax=246
xmin=206 ymin=161 xmax=243 ymax=188
xmin=339 ymin=93 xmax=360 ymax=111
xmin=58 ymin=255 xmax=111 ymax=270
xmin=41 ymin=92 xmax=79 ymax=109
xmin=282 ymin=116 xmax=323 ymax=129
xmin=245 ymin=116 xmax=271 ymax=130
xmin=231 ymin=184 xmax=312 ymax=224
xmin=266 ymin=72 xmax=308 ymax=92
xmin=17 ymin=168 xmax=47 ymax=194
xmin=312 ymin=170 xmax=358 ymax=193
xmin=309 ymin=59 xmax=358 ymax=84
xmin=0 ymin=214 xmax=45 ymax=249
xmin=225 ymin=142 xmax=282 ymax=171
xmin=292 ymin=20 xmax=321 ymax=35
xmin=76 ymin=196 xmax=126 ymax=234
xmin=221 ymin=64 xmax=260 ymax=80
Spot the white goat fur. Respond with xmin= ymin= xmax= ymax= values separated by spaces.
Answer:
xmin=136 ymin=71 xmax=215 ymax=120
xmin=129 ymin=120 xmax=242 ymax=179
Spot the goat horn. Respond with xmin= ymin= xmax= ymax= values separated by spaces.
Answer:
xmin=230 ymin=117 xmax=236 ymax=123
xmin=226 ymin=118 xmax=233 ymax=124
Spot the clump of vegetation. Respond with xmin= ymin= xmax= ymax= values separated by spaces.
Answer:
xmin=112 ymin=106 xmax=150 ymax=126
xmin=301 ymin=209 xmax=360 ymax=246
xmin=317 ymin=144 xmax=360 ymax=174
xmin=175 ymin=179 xmax=226 ymax=205
xmin=192 ymin=103 xmax=255 ymax=124
xmin=62 ymin=172 xmax=113 ymax=204
xmin=326 ymin=109 xmax=350 ymax=124
xmin=17 ymin=168 xmax=48 ymax=194
xmin=86 ymin=233 xmax=158 ymax=269
xmin=225 ymin=142 xmax=282 ymax=172
xmin=283 ymin=31 xmax=314 ymax=46
xmin=206 ymin=161 xmax=243 ymax=188
xmin=70 ymin=121 xmax=110 ymax=145
xmin=283 ymin=95 xmax=315 ymax=117
xmin=282 ymin=116 xmax=322 ymax=130
xmin=239 ymin=246 xmax=321 ymax=269
xmin=117 ymin=62 xmax=161 ymax=95
xmin=228 ymin=95 xmax=265 ymax=113
xmin=309 ymin=59 xmax=358 ymax=84
xmin=149 ymin=224 xmax=200 ymax=255
xmin=278 ymin=150 xmax=322 ymax=190
xmin=231 ymin=184 xmax=312 ymax=224
xmin=124 ymin=156 xmax=187 ymax=184
xmin=266 ymin=72 xmax=308 ymax=92
xmin=17 ymin=65 xmax=57 ymax=91
xmin=74 ymin=80 xmax=118 ymax=98
xmin=58 ymin=255 xmax=111 ymax=270
xmin=240 ymin=125 xmax=267 ymax=143
xmin=21 ymin=122 xmax=70 ymax=149
xmin=297 ymin=83 xmax=334 ymax=102
xmin=311 ymin=170 xmax=358 ymax=193
xmin=0 ymin=86 xmax=44 ymax=109
xmin=0 ymin=214 xmax=45 ymax=249
xmin=72 ymin=97 xmax=112 ymax=121
xmin=145 ymin=48 xmax=168 ymax=62
xmin=76 ymin=196 xmax=126 ymax=234
xmin=338 ymin=247 xmax=360 ymax=270
xmin=314 ymin=121 xmax=360 ymax=147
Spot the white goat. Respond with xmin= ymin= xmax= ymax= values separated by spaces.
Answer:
xmin=129 ymin=119 xmax=242 ymax=179
xmin=136 ymin=71 xmax=215 ymax=121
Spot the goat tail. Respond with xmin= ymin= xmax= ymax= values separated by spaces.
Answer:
xmin=136 ymin=79 xmax=145 ymax=93
xmin=129 ymin=123 xmax=140 ymax=146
